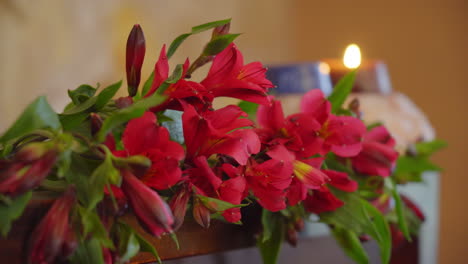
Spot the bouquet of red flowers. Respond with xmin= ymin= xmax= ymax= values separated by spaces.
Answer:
xmin=0 ymin=19 xmax=444 ymax=264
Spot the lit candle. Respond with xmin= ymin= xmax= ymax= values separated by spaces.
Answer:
xmin=324 ymin=44 xmax=392 ymax=94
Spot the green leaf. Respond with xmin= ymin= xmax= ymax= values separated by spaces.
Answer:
xmin=96 ymin=64 xmax=184 ymax=142
xmin=321 ymin=191 xmax=391 ymax=264
xmin=361 ymin=200 xmax=392 ymax=264
xmin=327 ymin=71 xmax=357 ymax=113
xmin=395 ymin=156 xmax=441 ymax=174
xmin=415 ymin=139 xmax=447 ymax=155
xmin=167 ymin=33 xmax=192 ymax=59
xmin=59 ymin=112 xmax=89 ymax=132
xmin=203 ymin=34 xmax=241 ymax=56
xmin=96 ymin=92 xmax=166 ymax=142
xmin=95 ymin=81 xmax=122 ymax=110
xmin=68 ymin=84 xmax=97 ymax=105
xmin=88 ymin=155 xmax=120 ymax=210
xmin=238 ymin=101 xmax=258 ymax=121
xmin=70 ymin=238 xmax=105 ymax=264
xmin=141 ymin=71 xmax=155 ymax=97
xmin=261 ymin=209 xmax=275 ymax=242
xmin=257 ymin=211 xmax=284 ymax=264
xmin=119 ymin=232 xmax=140 ymax=263
xmin=0 ymin=96 xmax=60 ymax=143
xmin=197 ymin=195 xmax=246 ymax=212
xmin=79 ymin=207 xmax=114 ymax=249
xmin=191 ymin=18 xmax=232 ymax=34
xmin=167 ymin=18 xmax=231 ymax=59
xmin=331 ymin=227 xmax=369 ymax=264
xmin=0 ymin=191 xmax=32 ymax=237
xmin=385 ymin=178 xmax=411 ymax=240
xmin=62 ymin=97 xmax=98 ymax=115
xmin=135 ymin=232 xmax=162 ymax=264
xmin=164 ymin=64 xmax=184 ymax=85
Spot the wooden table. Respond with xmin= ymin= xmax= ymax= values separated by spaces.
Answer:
xmin=0 ymin=198 xmax=418 ymax=264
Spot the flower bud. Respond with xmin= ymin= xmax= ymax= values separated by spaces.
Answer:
xmin=211 ymin=22 xmax=230 ymax=39
xmin=121 ymin=170 xmax=174 ymax=237
xmin=193 ymin=198 xmax=211 ymax=228
xmin=286 ymin=227 xmax=298 ymax=247
xmin=294 ymin=218 xmax=304 ymax=232
xmin=115 ymin=96 xmax=134 ymax=109
xmin=0 ymin=148 xmax=57 ymax=197
xmin=90 ymin=113 xmax=103 ymax=136
xmin=28 ymin=186 xmax=76 ymax=264
xmin=169 ymin=187 xmax=190 ymax=231
xmin=126 ymin=24 xmax=146 ymax=97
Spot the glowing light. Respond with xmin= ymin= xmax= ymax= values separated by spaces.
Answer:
xmin=343 ymin=44 xmax=361 ymax=69
xmin=318 ymin=62 xmax=330 ymax=74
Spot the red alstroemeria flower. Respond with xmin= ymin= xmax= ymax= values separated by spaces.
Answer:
xmin=0 ymin=144 xmax=57 ymax=197
xmin=145 ymin=45 xmax=211 ymax=112
xmin=256 ymin=99 xmax=321 ymax=153
xmin=28 ymin=186 xmax=76 ymax=264
xmin=182 ymin=104 xmax=260 ymax=165
xmin=110 ymin=111 xmax=184 ymax=190
xmin=301 ymin=89 xmax=366 ymax=157
xmin=121 ymin=170 xmax=175 ymax=237
xmin=201 ymin=43 xmax=274 ymax=105
xmin=303 ymin=169 xmax=358 ymax=214
xmin=351 ymin=125 xmax=399 ymax=177
xmin=185 ymin=156 xmax=247 ymax=223
xmin=245 ymin=148 xmax=294 ymax=212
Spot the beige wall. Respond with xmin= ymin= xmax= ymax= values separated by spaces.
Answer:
xmin=1 ymin=0 xmax=466 ymax=263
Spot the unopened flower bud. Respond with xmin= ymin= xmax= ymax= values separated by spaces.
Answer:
xmin=211 ymin=22 xmax=230 ymax=39
xmin=0 ymin=148 xmax=57 ymax=197
xmin=193 ymin=198 xmax=211 ymax=229
xmin=126 ymin=24 xmax=146 ymax=97
xmin=115 ymin=96 xmax=133 ymax=109
xmin=90 ymin=113 xmax=103 ymax=136
xmin=348 ymin=98 xmax=361 ymax=118
xmin=28 ymin=186 xmax=76 ymax=264
xmin=359 ymin=234 xmax=371 ymax=242
xmin=121 ymin=170 xmax=174 ymax=237
xmin=169 ymin=187 xmax=191 ymax=231
xmin=286 ymin=227 xmax=298 ymax=247
xmin=294 ymin=218 xmax=304 ymax=232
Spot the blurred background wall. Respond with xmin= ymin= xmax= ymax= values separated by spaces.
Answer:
xmin=0 ymin=0 xmax=466 ymax=263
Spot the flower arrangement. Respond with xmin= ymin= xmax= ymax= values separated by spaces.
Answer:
xmin=0 ymin=19 xmax=444 ymax=264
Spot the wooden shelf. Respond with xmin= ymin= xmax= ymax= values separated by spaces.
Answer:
xmin=0 ymin=198 xmax=417 ymax=264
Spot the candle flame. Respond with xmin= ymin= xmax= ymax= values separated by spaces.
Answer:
xmin=343 ymin=44 xmax=361 ymax=69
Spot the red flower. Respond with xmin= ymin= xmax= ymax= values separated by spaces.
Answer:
xmin=0 ymin=144 xmax=57 ymax=197
xmin=185 ymin=157 xmax=247 ymax=223
xmin=301 ymin=89 xmax=366 ymax=157
xmin=303 ymin=169 xmax=358 ymax=214
xmin=351 ymin=125 xmax=399 ymax=177
xmin=126 ymin=24 xmax=146 ymax=96
xmin=201 ymin=43 xmax=274 ymax=105
xmin=121 ymin=170 xmax=174 ymax=237
xmin=28 ymin=187 xmax=76 ymax=264
xmin=245 ymin=148 xmax=294 ymax=212
xmin=113 ymin=111 xmax=184 ymax=190
xmin=145 ymin=46 xmax=210 ymax=112
xmin=169 ymin=187 xmax=191 ymax=230
xmin=182 ymin=104 xmax=260 ymax=165
xmin=303 ymin=187 xmax=343 ymax=214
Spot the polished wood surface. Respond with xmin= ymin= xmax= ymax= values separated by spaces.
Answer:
xmin=0 ymin=197 xmax=417 ymax=264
